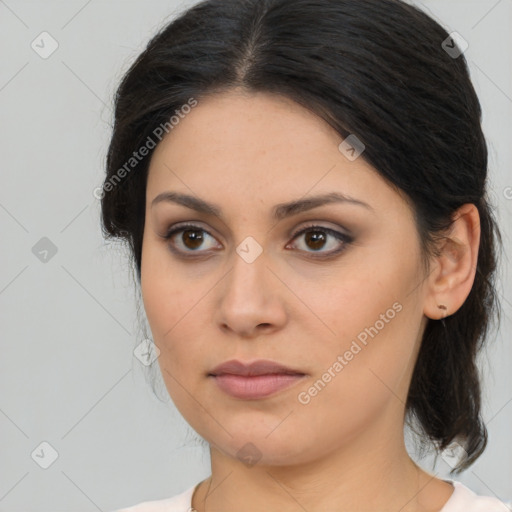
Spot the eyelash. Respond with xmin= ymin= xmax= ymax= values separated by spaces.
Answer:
xmin=162 ymin=222 xmax=353 ymax=260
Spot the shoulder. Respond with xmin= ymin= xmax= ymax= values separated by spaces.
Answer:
xmin=112 ymin=483 xmax=197 ymax=512
xmin=443 ymin=480 xmax=511 ymax=512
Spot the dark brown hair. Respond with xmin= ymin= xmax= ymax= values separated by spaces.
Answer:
xmin=100 ymin=0 xmax=503 ymax=473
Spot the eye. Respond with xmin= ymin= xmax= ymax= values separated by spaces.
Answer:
xmin=162 ymin=222 xmax=353 ymax=259
xmin=286 ymin=224 xmax=352 ymax=258
xmin=163 ymin=223 xmax=221 ymax=256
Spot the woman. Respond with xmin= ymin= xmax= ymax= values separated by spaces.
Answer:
xmin=102 ymin=0 xmax=509 ymax=510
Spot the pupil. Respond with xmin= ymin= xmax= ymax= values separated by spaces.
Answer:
xmin=306 ymin=230 xmax=326 ymax=250
xmin=183 ymin=229 xmax=203 ymax=249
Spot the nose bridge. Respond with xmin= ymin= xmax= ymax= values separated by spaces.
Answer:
xmin=214 ymin=233 xmax=287 ymax=336
xmin=227 ymin=234 xmax=268 ymax=300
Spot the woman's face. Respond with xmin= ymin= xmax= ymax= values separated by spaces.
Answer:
xmin=140 ymin=89 xmax=431 ymax=467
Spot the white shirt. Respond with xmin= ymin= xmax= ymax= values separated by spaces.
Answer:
xmin=113 ymin=479 xmax=511 ymax=511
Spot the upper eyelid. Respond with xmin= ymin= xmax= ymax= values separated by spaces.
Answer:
xmin=164 ymin=221 xmax=348 ymax=239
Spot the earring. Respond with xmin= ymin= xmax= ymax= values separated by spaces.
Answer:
xmin=437 ymin=304 xmax=448 ymax=319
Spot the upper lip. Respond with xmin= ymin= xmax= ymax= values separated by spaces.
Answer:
xmin=209 ymin=359 xmax=305 ymax=377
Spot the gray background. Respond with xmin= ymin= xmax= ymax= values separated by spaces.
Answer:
xmin=0 ymin=1 xmax=510 ymax=510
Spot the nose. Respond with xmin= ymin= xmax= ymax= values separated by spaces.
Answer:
xmin=214 ymin=247 xmax=288 ymax=339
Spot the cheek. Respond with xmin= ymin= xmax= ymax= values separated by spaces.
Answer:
xmin=291 ymin=306 xmax=418 ymax=457
xmin=140 ymin=244 xmax=209 ymax=402
xmin=141 ymin=241 xmax=187 ymax=335
xmin=141 ymin=249 xmax=185 ymax=374
xmin=294 ymin=248 xmax=421 ymax=409
xmin=315 ymin=234 xmax=421 ymax=355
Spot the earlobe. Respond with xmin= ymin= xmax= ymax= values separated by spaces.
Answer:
xmin=423 ymin=203 xmax=481 ymax=321
xmin=437 ymin=303 xmax=448 ymax=319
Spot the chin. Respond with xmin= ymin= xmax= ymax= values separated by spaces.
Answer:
xmin=207 ymin=427 xmax=315 ymax=467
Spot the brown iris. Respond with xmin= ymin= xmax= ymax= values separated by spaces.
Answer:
xmin=181 ymin=229 xmax=204 ymax=250
xmin=304 ymin=230 xmax=327 ymax=251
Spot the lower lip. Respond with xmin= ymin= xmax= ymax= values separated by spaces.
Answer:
xmin=210 ymin=373 xmax=306 ymax=399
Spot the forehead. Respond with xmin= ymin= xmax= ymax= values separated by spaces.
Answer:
xmin=151 ymin=89 xmax=341 ymax=165
xmin=146 ymin=89 xmax=412 ymax=222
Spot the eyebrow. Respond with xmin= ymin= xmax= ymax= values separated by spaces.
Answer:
xmin=151 ymin=191 xmax=374 ymax=220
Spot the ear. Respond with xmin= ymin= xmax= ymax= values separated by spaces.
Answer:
xmin=423 ymin=203 xmax=481 ymax=320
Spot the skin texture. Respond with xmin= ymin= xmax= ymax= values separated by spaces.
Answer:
xmin=140 ymin=88 xmax=481 ymax=512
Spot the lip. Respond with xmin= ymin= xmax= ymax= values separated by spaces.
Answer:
xmin=208 ymin=359 xmax=306 ymax=400
xmin=209 ymin=359 xmax=305 ymax=377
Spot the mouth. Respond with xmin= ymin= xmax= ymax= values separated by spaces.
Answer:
xmin=208 ymin=359 xmax=307 ymax=400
